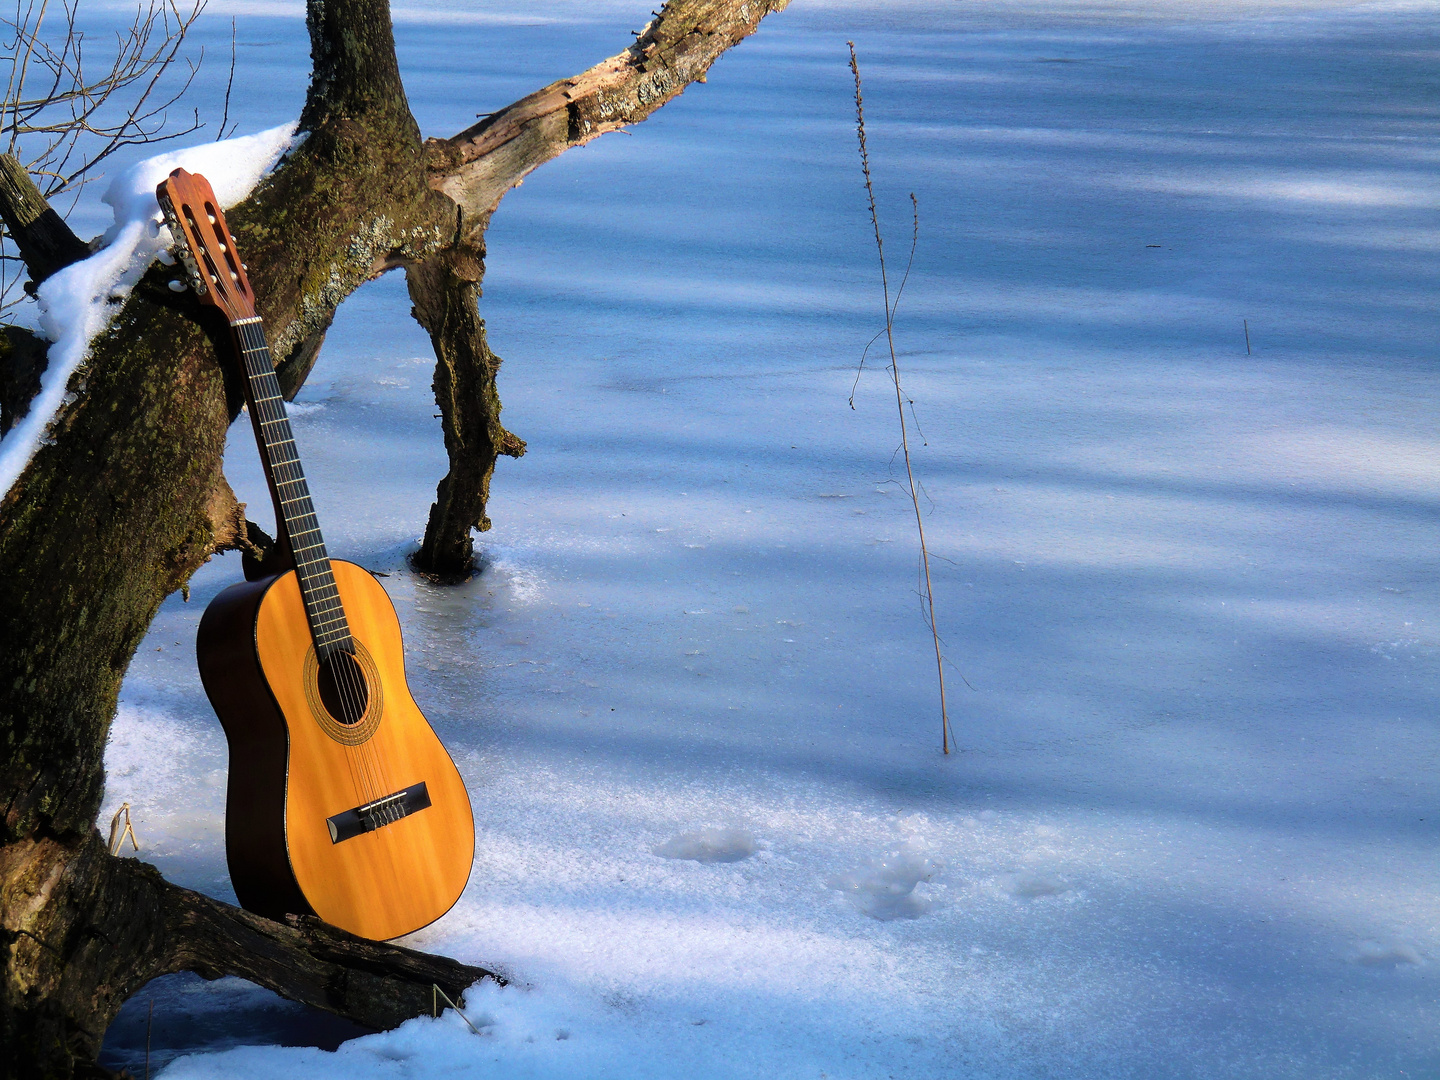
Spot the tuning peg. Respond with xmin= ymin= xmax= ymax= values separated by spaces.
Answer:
xmin=241 ymin=263 xmax=248 ymax=271
xmin=167 ymin=280 xmax=186 ymax=292
xmin=207 ymin=213 xmax=217 ymax=224
xmin=157 ymin=249 xmax=176 ymax=266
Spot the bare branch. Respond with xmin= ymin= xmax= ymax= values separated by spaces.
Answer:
xmin=429 ymin=0 xmax=788 ymax=233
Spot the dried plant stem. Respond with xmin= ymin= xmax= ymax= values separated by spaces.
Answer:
xmin=848 ymin=42 xmax=955 ymax=754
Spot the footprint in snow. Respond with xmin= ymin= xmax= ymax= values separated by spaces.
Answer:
xmin=998 ymin=871 xmax=1069 ymax=898
xmin=1352 ymin=941 xmax=1423 ymax=968
xmin=828 ymin=842 xmax=939 ymax=921
xmin=653 ymin=828 xmax=756 ymax=863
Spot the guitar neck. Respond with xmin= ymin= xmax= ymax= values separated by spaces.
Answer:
xmin=231 ymin=316 xmax=352 ymax=659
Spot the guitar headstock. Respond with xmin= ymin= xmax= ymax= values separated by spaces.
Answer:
xmin=155 ymin=168 xmax=256 ymax=322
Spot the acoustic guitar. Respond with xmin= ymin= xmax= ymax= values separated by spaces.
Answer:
xmin=158 ymin=168 xmax=474 ymax=941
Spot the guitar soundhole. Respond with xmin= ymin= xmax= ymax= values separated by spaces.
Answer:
xmin=316 ymin=650 xmax=370 ymax=725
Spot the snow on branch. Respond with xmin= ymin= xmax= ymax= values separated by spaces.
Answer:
xmin=0 ymin=122 xmax=297 ymax=501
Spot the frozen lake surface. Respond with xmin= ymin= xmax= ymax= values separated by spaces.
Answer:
xmin=91 ymin=0 xmax=1438 ymax=1075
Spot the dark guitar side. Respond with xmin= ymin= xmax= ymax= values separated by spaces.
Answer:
xmin=196 ymin=575 xmax=314 ymax=922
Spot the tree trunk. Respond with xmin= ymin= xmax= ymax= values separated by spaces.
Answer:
xmin=405 ymin=250 xmax=525 ymax=578
xmin=0 ymin=1 xmax=787 ymax=1075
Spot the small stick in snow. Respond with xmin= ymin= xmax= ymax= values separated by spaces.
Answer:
xmin=1244 ymin=318 xmax=1251 ymax=355
xmin=848 ymin=42 xmax=957 ymax=755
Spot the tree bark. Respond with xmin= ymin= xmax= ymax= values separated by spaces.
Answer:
xmin=0 ymin=1 xmax=787 ymax=1075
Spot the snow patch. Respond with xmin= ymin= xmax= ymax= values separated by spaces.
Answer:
xmin=0 ymin=122 xmax=298 ymax=500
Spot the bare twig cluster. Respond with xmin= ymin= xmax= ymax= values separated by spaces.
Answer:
xmin=848 ymin=42 xmax=955 ymax=754
xmin=0 ymin=0 xmax=205 ymax=308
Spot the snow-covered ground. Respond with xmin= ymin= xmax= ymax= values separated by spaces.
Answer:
xmin=86 ymin=0 xmax=1439 ymax=1076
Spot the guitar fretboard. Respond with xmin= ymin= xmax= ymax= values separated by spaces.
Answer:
xmin=233 ymin=316 xmax=352 ymax=660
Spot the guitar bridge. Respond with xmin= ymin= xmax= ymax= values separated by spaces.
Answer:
xmin=326 ymin=781 xmax=431 ymax=844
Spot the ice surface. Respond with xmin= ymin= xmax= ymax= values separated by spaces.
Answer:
xmin=0 ymin=123 xmax=296 ymax=499
xmin=84 ymin=0 xmax=1440 ymax=1076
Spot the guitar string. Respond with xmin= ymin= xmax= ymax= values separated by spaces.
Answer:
xmin=241 ymin=322 xmax=394 ymax=810
xmin=245 ymin=322 xmax=396 ymax=810
xmin=236 ymin=320 xmax=376 ymax=807
xmin=238 ymin=321 xmax=395 ymax=810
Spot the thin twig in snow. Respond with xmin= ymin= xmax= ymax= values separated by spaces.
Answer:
xmin=848 ymin=41 xmax=956 ymax=754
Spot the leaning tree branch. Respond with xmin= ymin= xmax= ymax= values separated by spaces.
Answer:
xmin=0 ymin=153 xmax=88 ymax=284
xmin=429 ymin=0 xmax=788 ymax=233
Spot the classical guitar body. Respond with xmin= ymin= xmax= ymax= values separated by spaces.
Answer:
xmin=158 ymin=168 xmax=474 ymax=942
xmin=199 ymin=560 xmax=474 ymax=941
